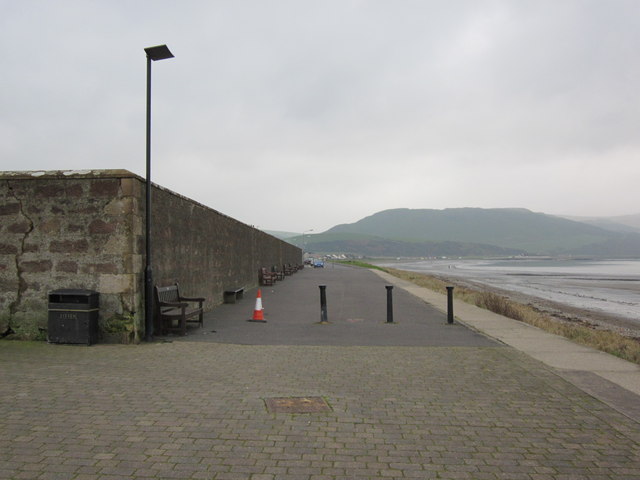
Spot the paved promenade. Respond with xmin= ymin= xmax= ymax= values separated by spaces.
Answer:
xmin=1 ymin=264 xmax=640 ymax=479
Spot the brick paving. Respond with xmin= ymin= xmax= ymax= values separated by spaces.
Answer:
xmin=1 ymin=265 xmax=640 ymax=479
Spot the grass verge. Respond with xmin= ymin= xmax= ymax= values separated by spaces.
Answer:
xmin=377 ymin=266 xmax=640 ymax=365
xmin=336 ymin=260 xmax=387 ymax=271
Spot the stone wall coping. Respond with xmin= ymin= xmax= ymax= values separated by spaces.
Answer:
xmin=1 ymin=169 xmax=277 ymax=239
xmin=0 ymin=169 xmax=143 ymax=181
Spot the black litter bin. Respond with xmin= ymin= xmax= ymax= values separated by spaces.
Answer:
xmin=48 ymin=289 xmax=99 ymax=345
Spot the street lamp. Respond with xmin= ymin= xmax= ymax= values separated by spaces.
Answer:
xmin=144 ymin=44 xmax=174 ymax=342
xmin=302 ymin=229 xmax=314 ymax=252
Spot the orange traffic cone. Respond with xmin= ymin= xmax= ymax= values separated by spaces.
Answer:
xmin=249 ymin=289 xmax=266 ymax=322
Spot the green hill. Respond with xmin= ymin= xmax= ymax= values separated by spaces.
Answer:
xmin=305 ymin=208 xmax=640 ymax=257
xmin=562 ymin=214 xmax=640 ymax=234
xmin=264 ymin=230 xmax=300 ymax=240
xmin=299 ymin=232 xmax=524 ymax=258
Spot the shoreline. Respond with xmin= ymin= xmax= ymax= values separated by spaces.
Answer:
xmin=431 ymin=273 xmax=640 ymax=340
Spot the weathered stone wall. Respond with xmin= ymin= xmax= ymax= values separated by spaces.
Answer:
xmin=0 ymin=171 xmax=140 ymax=340
xmin=0 ymin=170 xmax=301 ymax=342
xmin=151 ymin=182 xmax=301 ymax=304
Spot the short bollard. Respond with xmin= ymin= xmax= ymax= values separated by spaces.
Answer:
xmin=446 ymin=286 xmax=454 ymax=324
xmin=319 ymin=285 xmax=328 ymax=323
xmin=385 ymin=285 xmax=394 ymax=323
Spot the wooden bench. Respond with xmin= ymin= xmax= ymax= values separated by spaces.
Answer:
xmin=271 ymin=266 xmax=285 ymax=281
xmin=283 ymin=264 xmax=295 ymax=276
xmin=154 ymin=283 xmax=205 ymax=336
xmin=223 ymin=287 xmax=244 ymax=304
xmin=259 ymin=267 xmax=276 ymax=286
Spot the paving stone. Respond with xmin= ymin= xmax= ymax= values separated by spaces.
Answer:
xmin=2 ymin=266 xmax=640 ymax=479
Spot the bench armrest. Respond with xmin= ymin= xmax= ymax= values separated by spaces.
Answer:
xmin=159 ymin=301 xmax=188 ymax=309
xmin=179 ymin=296 xmax=205 ymax=304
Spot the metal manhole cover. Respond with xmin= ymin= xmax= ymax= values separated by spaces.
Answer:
xmin=264 ymin=396 xmax=331 ymax=413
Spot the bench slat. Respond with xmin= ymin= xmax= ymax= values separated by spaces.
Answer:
xmin=154 ymin=283 xmax=205 ymax=336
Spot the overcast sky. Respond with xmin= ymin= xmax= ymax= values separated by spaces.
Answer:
xmin=2 ymin=0 xmax=639 ymax=232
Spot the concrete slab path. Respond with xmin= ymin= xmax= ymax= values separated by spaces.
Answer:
xmin=1 ymin=264 xmax=639 ymax=480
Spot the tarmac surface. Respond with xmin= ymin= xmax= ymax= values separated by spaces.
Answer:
xmin=1 ymin=263 xmax=640 ymax=479
xmin=190 ymin=264 xmax=497 ymax=347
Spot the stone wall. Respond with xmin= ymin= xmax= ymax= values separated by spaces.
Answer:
xmin=0 ymin=170 xmax=301 ymax=342
xmin=150 ymin=180 xmax=301 ymax=304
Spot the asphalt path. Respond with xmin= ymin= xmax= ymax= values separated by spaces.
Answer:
xmin=173 ymin=263 xmax=499 ymax=347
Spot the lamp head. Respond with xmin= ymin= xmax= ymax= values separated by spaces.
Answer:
xmin=144 ymin=45 xmax=174 ymax=61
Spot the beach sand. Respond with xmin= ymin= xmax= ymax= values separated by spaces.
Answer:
xmin=432 ymin=274 xmax=640 ymax=340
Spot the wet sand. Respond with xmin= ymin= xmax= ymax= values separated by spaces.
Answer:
xmin=427 ymin=273 xmax=640 ymax=340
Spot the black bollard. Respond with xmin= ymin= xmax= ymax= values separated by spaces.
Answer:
xmin=319 ymin=285 xmax=328 ymax=323
xmin=446 ymin=286 xmax=454 ymax=324
xmin=385 ymin=285 xmax=394 ymax=323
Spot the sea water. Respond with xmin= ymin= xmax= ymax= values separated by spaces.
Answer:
xmin=379 ymin=258 xmax=640 ymax=323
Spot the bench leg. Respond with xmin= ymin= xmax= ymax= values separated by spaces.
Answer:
xmin=160 ymin=317 xmax=170 ymax=336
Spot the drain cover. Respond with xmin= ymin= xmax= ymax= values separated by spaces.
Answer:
xmin=264 ymin=396 xmax=331 ymax=413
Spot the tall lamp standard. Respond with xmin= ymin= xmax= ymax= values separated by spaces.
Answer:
xmin=302 ymin=229 xmax=313 ymax=254
xmin=144 ymin=44 xmax=174 ymax=342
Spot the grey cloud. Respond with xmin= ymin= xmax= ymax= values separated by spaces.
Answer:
xmin=1 ymin=0 xmax=639 ymax=231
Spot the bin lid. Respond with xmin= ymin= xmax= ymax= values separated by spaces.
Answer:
xmin=49 ymin=289 xmax=98 ymax=296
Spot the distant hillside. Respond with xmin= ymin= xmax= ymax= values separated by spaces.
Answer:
xmin=562 ymin=214 xmax=640 ymax=234
xmin=301 ymin=232 xmax=524 ymax=258
xmin=264 ymin=230 xmax=301 ymax=240
xmin=607 ymin=213 xmax=640 ymax=230
xmin=305 ymin=208 xmax=640 ymax=257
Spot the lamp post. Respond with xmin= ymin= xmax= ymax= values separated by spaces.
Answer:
xmin=302 ymin=229 xmax=313 ymax=252
xmin=144 ymin=44 xmax=174 ymax=342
